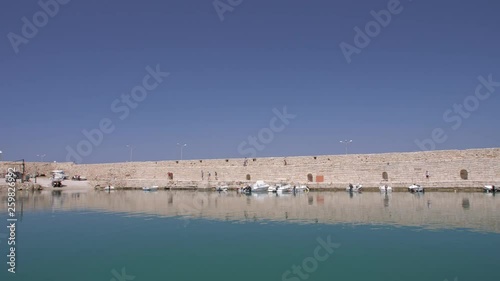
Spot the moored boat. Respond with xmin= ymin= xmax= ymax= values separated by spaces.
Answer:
xmin=143 ymin=186 xmax=159 ymax=191
xmin=294 ymin=185 xmax=309 ymax=193
xmin=216 ymin=185 xmax=228 ymax=192
xmin=408 ymin=184 xmax=424 ymax=193
xmin=251 ymin=180 xmax=270 ymax=192
xmin=346 ymin=183 xmax=362 ymax=192
xmin=268 ymin=186 xmax=277 ymax=192
xmin=483 ymin=185 xmax=497 ymax=193
xmin=379 ymin=185 xmax=392 ymax=193
xmin=238 ymin=185 xmax=252 ymax=194
xmin=277 ymin=184 xmax=293 ymax=193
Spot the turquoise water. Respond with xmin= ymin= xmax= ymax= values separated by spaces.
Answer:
xmin=1 ymin=190 xmax=499 ymax=280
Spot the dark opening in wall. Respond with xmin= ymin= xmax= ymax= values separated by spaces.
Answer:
xmin=199 ymin=160 xmax=202 ymax=163
xmin=176 ymin=161 xmax=179 ymax=164
xmin=307 ymin=173 xmax=313 ymax=182
xmin=313 ymin=157 xmax=317 ymax=160
xmin=460 ymin=169 xmax=468 ymax=180
xmin=382 ymin=172 xmax=388 ymax=181
xmin=253 ymin=158 xmax=256 ymax=162
xmin=246 ymin=174 xmax=251 ymax=180
xmin=225 ymin=159 xmax=229 ymax=162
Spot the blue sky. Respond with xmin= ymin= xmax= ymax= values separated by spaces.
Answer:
xmin=0 ymin=0 xmax=499 ymax=163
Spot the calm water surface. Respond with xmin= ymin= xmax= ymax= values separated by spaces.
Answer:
xmin=1 ymin=190 xmax=499 ymax=281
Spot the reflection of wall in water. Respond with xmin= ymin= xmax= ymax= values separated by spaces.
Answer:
xmin=9 ymin=191 xmax=500 ymax=233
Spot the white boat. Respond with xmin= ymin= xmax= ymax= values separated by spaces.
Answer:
xmin=251 ymin=180 xmax=270 ymax=192
xmin=346 ymin=183 xmax=362 ymax=192
xmin=51 ymin=170 xmax=66 ymax=187
xmin=216 ymin=185 xmax=228 ymax=192
xmin=143 ymin=186 xmax=159 ymax=191
xmin=484 ymin=185 xmax=497 ymax=192
xmin=379 ymin=185 xmax=392 ymax=192
xmin=408 ymin=184 xmax=424 ymax=193
xmin=294 ymin=185 xmax=309 ymax=193
xmin=268 ymin=185 xmax=278 ymax=192
xmin=103 ymin=185 xmax=115 ymax=191
xmin=277 ymin=184 xmax=293 ymax=193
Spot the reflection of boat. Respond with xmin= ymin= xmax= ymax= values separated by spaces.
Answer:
xmin=251 ymin=181 xmax=270 ymax=192
xmin=379 ymin=185 xmax=392 ymax=193
xmin=143 ymin=186 xmax=158 ymax=191
xmin=484 ymin=185 xmax=497 ymax=193
xmin=408 ymin=184 xmax=424 ymax=193
xmin=251 ymin=192 xmax=275 ymax=198
xmin=346 ymin=183 xmax=362 ymax=192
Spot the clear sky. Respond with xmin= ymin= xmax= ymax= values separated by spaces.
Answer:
xmin=0 ymin=0 xmax=499 ymax=163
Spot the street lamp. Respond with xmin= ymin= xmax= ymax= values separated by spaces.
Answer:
xmin=339 ymin=140 xmax=353 ymax=155
xmin=126 ymin=145 xmax=134 ymax=162
xmin=0 ymin=151 xmax=3 ymax=161
xmin=177 ymin=143 xmax=187 ymax=160
xmin=36 ymin=154 xmax=46 ymax=162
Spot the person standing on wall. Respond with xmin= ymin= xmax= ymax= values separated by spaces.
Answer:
xmin=425 ymin=171 xmax=430 ymax=179
xmin=201 ymin=170 xmax=204 ymax=180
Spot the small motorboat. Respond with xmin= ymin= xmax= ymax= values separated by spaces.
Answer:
xmin=216 ymin=185 xmax=228 ymax=192
xmin=379 ymin=185 xmax=392 ymax=193
xmin=238 ymin=186 xmax=252 ymax=194
xmin=268 ymin=185 xmax=278 ymax=192
xmin=408 ymin=184 xmax=424 ymax=193
xmin=277 ymin=184 xmax=293 ymax=193
xmin=293 ymin=185 xmax=309 ymax=193
xmin=346 ymin=183 xmax=362 ymax=192
xmin=251 ymin=180 xmax=270 ymax=192
xmin=143 ymin=186 xmax=159 ymax=191
xmin=103 ymin=185 xmax=115 ymax=191
xmin=484 ymin=185 xmax=497 ymax=193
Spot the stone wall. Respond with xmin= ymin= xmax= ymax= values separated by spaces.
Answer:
xmin=1 ymin=148 xmax=499 ymax=188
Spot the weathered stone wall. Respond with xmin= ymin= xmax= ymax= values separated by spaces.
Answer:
xmin=1 ymin=148 xmax=499 ymax=188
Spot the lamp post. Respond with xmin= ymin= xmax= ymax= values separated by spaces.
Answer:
xmin=0 ymin=151 xmax=3 ymax=161
xmin=126 ymin=145 xmax=134 ymax=162
xmin=177 ymin=143 xmax=187 ymax=160
xmin=339 ymin=140 xmax=353 ymax=155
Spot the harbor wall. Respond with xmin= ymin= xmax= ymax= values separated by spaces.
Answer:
xmin=1 ymin=148 xmax=499 ymax=189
